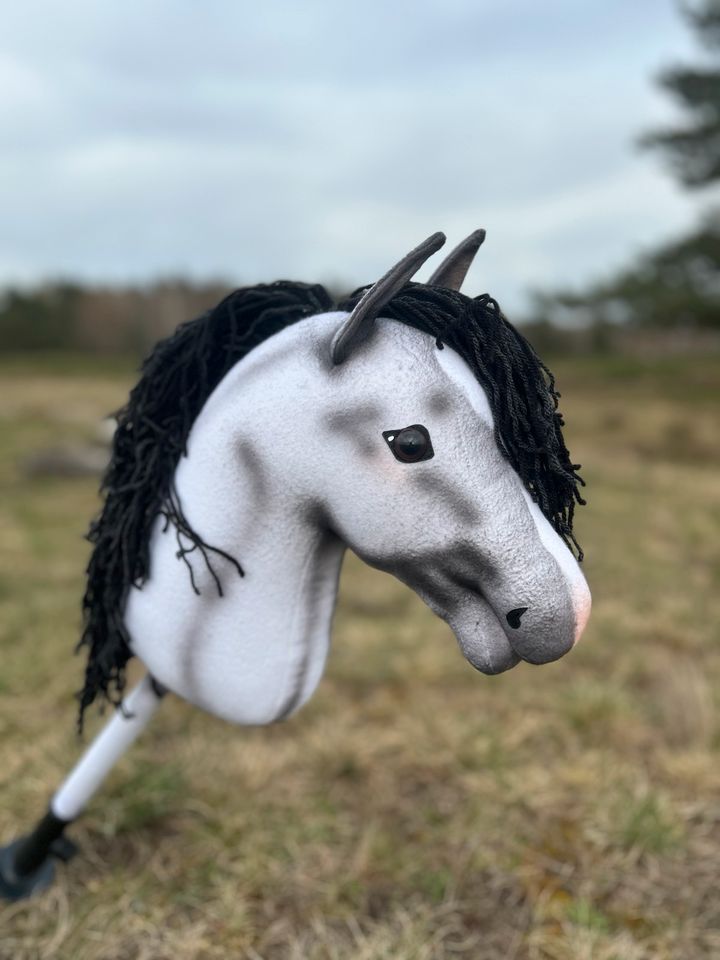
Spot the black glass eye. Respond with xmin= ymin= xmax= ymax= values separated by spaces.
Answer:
xmin=382 ymin=424 xmax=434 ymax=463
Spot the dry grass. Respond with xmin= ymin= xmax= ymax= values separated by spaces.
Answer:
xmin=0 ymin=352 xmax=719 ymax=960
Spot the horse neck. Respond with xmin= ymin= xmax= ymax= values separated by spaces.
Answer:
xmin=177 ymin=311 xmax=348 ymax=613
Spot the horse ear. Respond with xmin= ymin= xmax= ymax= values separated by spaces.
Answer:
xmin=331 ymin=232 xmax=446 ymax=365
xmin=427 ymin=229 xmax=486 ymax=291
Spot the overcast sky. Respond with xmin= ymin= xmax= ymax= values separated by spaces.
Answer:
xmin=1 ymin=0 xmax=714 ymax=314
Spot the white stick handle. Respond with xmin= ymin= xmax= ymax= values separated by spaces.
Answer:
xmin=51 ymin=675 xmax=163 ymax=822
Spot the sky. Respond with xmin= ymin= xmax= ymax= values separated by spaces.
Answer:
xmin=1 ymin=0 xmax=715 ymax=314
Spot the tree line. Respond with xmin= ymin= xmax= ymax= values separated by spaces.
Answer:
xmin=0 ymin=280 xmax=233 ymax=354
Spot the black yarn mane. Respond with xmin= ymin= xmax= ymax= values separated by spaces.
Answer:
xmin=77 ymin=281 xmax=332 ymax=728
xmin=340 ymin=282 xmax=586 ymax=558
xmin=78 ymin=275 xmax=584 ymax=728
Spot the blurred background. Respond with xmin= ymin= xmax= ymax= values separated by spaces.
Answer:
xmin=1 ymin=2 xmax=718 ymax=959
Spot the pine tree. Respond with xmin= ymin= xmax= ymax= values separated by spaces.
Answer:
xmin=643 ymin=1 xmax=720 ymax=186
xmin=528 ymin=3 xmax=720 ymax=333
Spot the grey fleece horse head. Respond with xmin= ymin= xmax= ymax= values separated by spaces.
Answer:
xmin=320 ymin=231 xmax=590 ymax=676
xmin=97 ymin=231 xmax=590 ymax=728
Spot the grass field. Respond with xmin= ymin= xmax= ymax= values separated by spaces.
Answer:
xmin=1 ymin=352 xmax=718 ymax=959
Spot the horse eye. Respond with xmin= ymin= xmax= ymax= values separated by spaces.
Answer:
xmin=382 ymin=424 xmax=434 ymax=463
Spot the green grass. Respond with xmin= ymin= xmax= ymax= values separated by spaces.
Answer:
xmin=0 ymin=353 xmax=719 ymax=959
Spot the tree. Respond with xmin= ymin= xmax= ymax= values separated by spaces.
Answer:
xmin=530 ymin=213 xmax=720 ymax=330
xmin=527 ymin=2 xmax=720 ymax=334
xmin=642 ymin=1 xmax=720 ymax=186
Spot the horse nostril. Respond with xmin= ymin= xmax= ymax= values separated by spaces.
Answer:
xmin=506 ymin=607 xmax=528 ymax=629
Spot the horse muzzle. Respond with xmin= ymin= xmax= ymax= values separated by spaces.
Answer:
xmin=449 ymin=569 xmax=591 ymax=675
